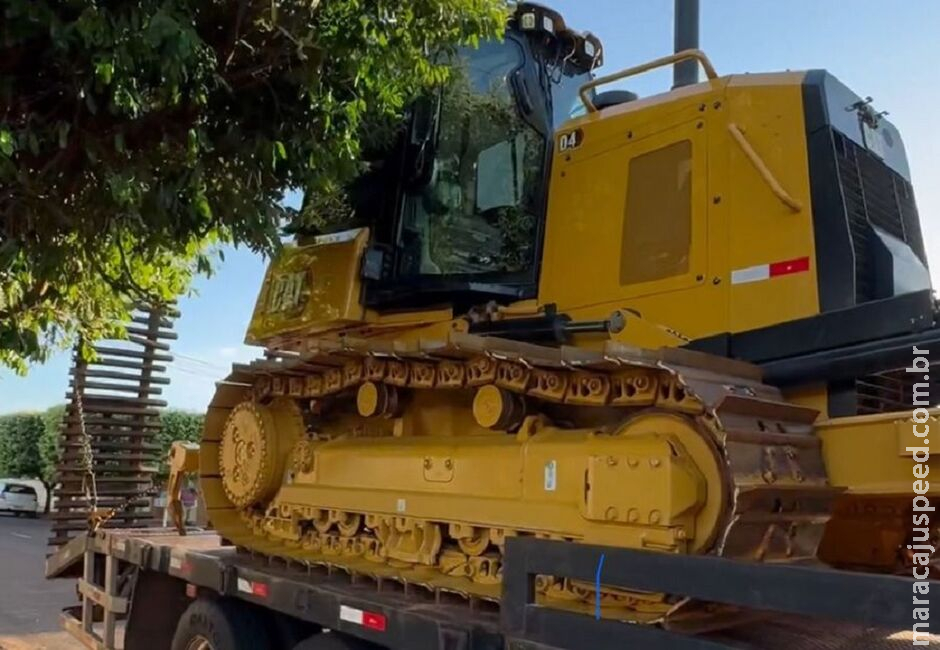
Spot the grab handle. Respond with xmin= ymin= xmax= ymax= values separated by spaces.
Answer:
xmin=727 ymin=123 xmax=803 ymax=213
xmin=579 ymin=49 xmax=719 ymax=113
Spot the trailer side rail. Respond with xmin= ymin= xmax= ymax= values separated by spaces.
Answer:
xmin=49 ymin=529 xmax=935 ymax=650
xmin=501 ymin=537 xmax=926 ymax=649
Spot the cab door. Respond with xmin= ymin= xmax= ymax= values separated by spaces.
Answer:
xmin=540 ymin=118 xmax=708 ymax=311
xmin=613 ymin=121 xmax=707 ymax=299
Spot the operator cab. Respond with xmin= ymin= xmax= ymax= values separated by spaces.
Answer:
xmin=310 ymin=4 xmax=603 ymax=310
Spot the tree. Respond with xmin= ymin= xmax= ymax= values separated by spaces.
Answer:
xmin=0 ymin=410 xmax=58 ymax=511
xmin=0 ymin=0 xmax=508 ymax=372
xmin=0 ymin=406 xmax=203 ymax=509
xmin=39 ymin=404 xmax=65 ymax=489
xmin=0 ymin=413 xmax=44 ymax=477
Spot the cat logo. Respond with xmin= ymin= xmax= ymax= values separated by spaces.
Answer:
xmin=558 ymin=129 xmax=584 ymax=152
xmin=267 ymin=271 xmax=308 ymax=314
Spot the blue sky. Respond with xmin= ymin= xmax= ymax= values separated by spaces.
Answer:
xmin=3 ymin=0 xmax=940 ymax=413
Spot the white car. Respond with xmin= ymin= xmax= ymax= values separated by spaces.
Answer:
xmin=0 ymin=481 xmax=39 ymax=517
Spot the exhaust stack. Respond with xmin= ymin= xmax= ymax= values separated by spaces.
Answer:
xmin=673 ymin=0 xmax=700 ymax=88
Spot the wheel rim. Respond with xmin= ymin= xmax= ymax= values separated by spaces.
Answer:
xmin=185 ymin=635 xmax=214 ymax=650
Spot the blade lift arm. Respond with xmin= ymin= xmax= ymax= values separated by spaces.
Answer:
xmin=166 ymin=441 xmax=201 ymax=536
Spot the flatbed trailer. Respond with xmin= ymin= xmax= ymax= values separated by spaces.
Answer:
xmin=45 ymin=526 xmax=936 ymax=650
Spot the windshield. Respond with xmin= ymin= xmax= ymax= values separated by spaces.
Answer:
xmin=397 ymin=39 xmax=546 ymax=277
xmin=551 ymin=69 xmax=592 ymax=129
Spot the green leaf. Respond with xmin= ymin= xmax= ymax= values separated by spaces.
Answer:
xmin=95 ymin=61 xmax=114 ymax=85
xmin=0 ymin=130 xmax=13 ymax=156
xmin=187 ymin=129 xmax=198 ymax=156
xmin=57 ymin=122 xmax=70 ymax=149
xmin=0 ymin=0 xmax=508 ymax=372
xmin=195 ymin=195 xmax=212 ymax=220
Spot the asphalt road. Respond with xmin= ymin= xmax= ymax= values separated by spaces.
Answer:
xmin=0 ymin=515 xmax=75 ymax=636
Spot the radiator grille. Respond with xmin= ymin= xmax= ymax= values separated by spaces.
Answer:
xmin=855 ymin=371 xmax=913 ymax=415
xmin=832 ymin=131 xmax=926 ymax=304
xmin=854 ymin=361 xmax=938 ymax=415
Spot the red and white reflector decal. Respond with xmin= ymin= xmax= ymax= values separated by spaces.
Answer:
xmin=731 ymin=256 xmax=810 ymax=285
xmin=169 ymin=555 xmax=192 ymax=575
xmin=339 ymin=605 xmax=387 ymax=632
xmin=236 ymin=577 xmax=269 ymax=599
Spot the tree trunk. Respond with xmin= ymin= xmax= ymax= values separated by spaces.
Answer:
xmin=42 ymin=480 xmax=52 ymax=514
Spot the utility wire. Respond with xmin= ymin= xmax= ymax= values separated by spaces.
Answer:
xmin=173 ymin=353 xmax=231 ymax=373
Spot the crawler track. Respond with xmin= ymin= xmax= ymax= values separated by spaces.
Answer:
xmin=201 ymin=334 xmax=837 ymax=623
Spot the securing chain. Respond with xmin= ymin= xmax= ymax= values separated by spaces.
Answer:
xmin=92 ymin=486 xmax=161 ymax=530
xmin=75 ymin=384 xmax=101 ymax=531
xmin=76 ymin=363 xmax=158 ymax=531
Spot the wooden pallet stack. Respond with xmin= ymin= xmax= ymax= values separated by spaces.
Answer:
xmin=48 ymin=306 xmax=178 ymax=548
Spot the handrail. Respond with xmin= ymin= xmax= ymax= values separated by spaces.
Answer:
xmin=579 ymin=49 xmax=718 ymax=113
xmin=727 ymin=123 xmax=803 ymax=213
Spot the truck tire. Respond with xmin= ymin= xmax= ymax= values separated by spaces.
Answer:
xmin=292 ymin=631 xmax=383 ymax=650
xmin=171 ymin=598 xmax=271 ymax=650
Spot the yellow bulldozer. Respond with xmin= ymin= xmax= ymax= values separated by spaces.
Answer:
xmin=185 ymin=1 xmax=936 ymax=630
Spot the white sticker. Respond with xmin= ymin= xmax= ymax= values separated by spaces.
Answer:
xmin=396 ymin=498 xmax=406 ymax=513
xmin=558 ymin=130 xmax=583 ymax=152
xmin=313 ymin=228 xmax=363 ymax=246
xmin=237 ymin=578 xmax=252 ymax=594
xmin=169 ymin=556 xmax=183 ymax=570
xmin=114 ymin=539 xmax=126 ymax=552
xmin=730 ymin=264 xmax=770 ymax=285
xmin=544 ymin=460 xmax=557 ymax=492
xmin=340 ymin=605 xmax=364 ymax=625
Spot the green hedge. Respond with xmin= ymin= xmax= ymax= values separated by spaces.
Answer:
xmin=0 ymin=406 xmax=204 ymax=488
xmin=0 ymin=413 xmax=44 ymax=479
xmin=154 ymin=410 xmax=204 ymax=483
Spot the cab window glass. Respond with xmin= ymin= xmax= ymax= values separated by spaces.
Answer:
xmin=620 ymin=140 xmax=692 ymax=285
xmin=551 ymin=70 xmax=592 ymax=128
xmin=399 ymin=39 xmax=545 ymax=277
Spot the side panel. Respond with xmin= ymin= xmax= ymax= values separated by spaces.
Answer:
xmin=724 ymin=73 xmax=820 ymax=333
xmin=543 ymin=119 xmax=709 ymax=305
xmin=539 ymin=72 xmax=820 ymax=348
xmin=539 ymin=83 xmax=723 ymax=347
